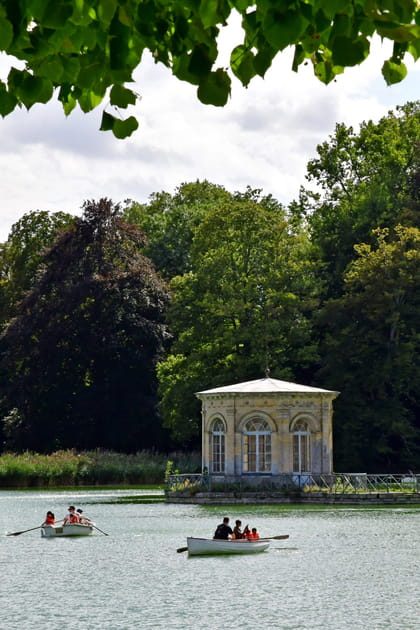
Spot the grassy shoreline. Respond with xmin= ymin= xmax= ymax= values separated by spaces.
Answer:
xmin=0 ymin=449 xmax=201 ymax=488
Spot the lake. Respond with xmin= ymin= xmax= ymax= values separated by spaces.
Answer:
xmin=1 ymin=489 xmax=419 ymax=630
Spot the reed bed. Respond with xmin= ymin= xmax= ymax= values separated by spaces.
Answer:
xmin=0 ymin=449 xmax=201 ymax=488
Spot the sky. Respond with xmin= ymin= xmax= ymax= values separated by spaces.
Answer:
xmin=0 ymin=19 xmax=419 ymax=241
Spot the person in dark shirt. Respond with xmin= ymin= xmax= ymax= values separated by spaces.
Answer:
xmin=213 ymin=517 xmax=233 ymax=540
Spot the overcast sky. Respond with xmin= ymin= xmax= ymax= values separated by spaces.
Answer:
xmin=0 ymin=22 xmax=419 ymax=241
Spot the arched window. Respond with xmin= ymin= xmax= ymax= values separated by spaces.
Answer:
xmin=211 ymin=419 xmax=225 ymax=473
xmin=292 ymin=420 xmax=311 ymax=473
xmin=243 ymin=418 xmax=271 ymax=473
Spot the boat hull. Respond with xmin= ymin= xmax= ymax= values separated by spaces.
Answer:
xmin=41 ymin=523 xmax=94 ymax=537
xmin=186 ymin=537 xmax=270 ymax=556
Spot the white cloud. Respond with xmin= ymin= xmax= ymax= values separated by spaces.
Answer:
xmin=0 ymin=33 xmax=418 ymax=240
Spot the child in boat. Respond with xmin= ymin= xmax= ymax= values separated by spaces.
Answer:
xmin=43 ymin=511 xmax=55 ymax=525
xmin=243 ymin=525 xmax=251 ymax=538
xmin=250 ymin=527 xmax=259 ymax=540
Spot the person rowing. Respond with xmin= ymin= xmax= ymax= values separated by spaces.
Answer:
xmin=63 ymin=506 xmax=80 ymax=524
xmin=76 ymin=509 xmax=92 ymax=525
xmin=213 ymin=517 xmax=233 ymax=540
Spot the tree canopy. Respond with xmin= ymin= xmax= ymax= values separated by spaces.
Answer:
xmin=0 ymin=0 xmax=419 ymax=137
xmin=157 ymin=193 xmax=319 ymax=441
xmin=0 ymin=198 xmax=171 ymax=452
xmin=317 ymin=225 xmax=420 ymax=471
xmin=0 ymin=209 xmax=74 ymax=323
xmin=294 ymin=101 xmax=420 ymax=297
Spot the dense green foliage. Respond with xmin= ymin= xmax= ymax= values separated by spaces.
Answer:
xmin=0 ymin=1 xmax=419 ymax=136
xmin=156 ymin=191 xmax=319 ymax=440
xmin=0 ymin=210 xmax=74 ymax=322
xmin=0 ymin=102 xmax=419 ymax=472
xmin=0 ymin=199 xmax=170 ymax=452
xmin=0 ymin=449 xmax=201 ymax=487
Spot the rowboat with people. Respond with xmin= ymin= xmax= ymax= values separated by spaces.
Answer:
xmin=185 ymin=536 xmax=271 ymax=555
xmin=6 ymin=506 xmax=108 ymax=538
xmin=41 ymin=522 xmax=94 ymax=537
xmin=176 ymin=517 xmax=289 ymax=555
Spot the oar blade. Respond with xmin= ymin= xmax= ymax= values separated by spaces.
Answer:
xmin=271 ymin=534 xmax=289 ymax=540
xmin=6 ymin=525 xmax=42 ymax=536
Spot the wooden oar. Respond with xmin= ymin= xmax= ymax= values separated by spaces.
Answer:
xmin=262 ymin=534 xmax=289 ymax=541
xmin=6 ymin=525 xmax=43 ymax=536
xmin=177 ymin=546 xmax=189 ymax=553
xmin=92 ymin=524 xmax=109 ymax=536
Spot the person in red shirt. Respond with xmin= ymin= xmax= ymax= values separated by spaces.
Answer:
xmin=250 ymin=527 xmax=259 ymax=540
xmin=43 ymin=511 xmax=55 ymax=525
xmin=63 ymin=506 xmax=80 ymax=524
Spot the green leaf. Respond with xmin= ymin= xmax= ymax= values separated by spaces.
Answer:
xmin=78 ymin=62 xmax=105 ymax=89
xmin=100 ymin=112 xmax=139 ymax=137
xmin=407 ymin=39 xmax=420 ymax=61
xmin=318 ymin=0 xmax=353 ymax=20
xmin=376 ymin=23 xmax=420 ymax=44
xmin=197 ymin=69 xmax=231 ymax=106
xmin=253 ymin=45 xmax=274 ymax=77
xmin=97 ymin=0 xmax=117 ymax=25
xmin=78 ymin=89 xmax=103 ymax=112
xmin=37 ymin=57 xmax=64 ymax=83
xmin=331 ymin=36 xmax=369 ymax=66
xmin=43 ymin=1 xmax=74 ymax=29
xmin=263 ymin=10 xmax=308 ymax=51
xmin=110 ymin=84 xmax=137 ymax=108
xmin=199 ymin=0 xmax=221 ymax=28
xmin=382 ymin=60 xmax=408 ymax=85
xmin=313 ymin=60 xmax=337 ymax=84
xmin=113 ymin=115 xmax=139 ymax=138
xmin=0 ymin=81 xmax=17 ymax=116
xmin=58 ymin=85 xmax=77 ymax=115
xmin=0 ymin=17 xmax=13 ymax=51
xmin=110 ymin=33 xmax=130 ymax=70
xmin=230 ymin=45 xmax=256 ymax=86
xmin=18 ymin=75 xmax=54 ymax=109
xmin=100 ymin=110 xmax=116 ymax=131
xmin=189 ymin=44 xmax=214 ymax=79
xmin=292 ymin=44 xmax=305 ymax=72
xmin=172 ymin=53 xmax=201 ymax=86
xmin=61 ymin=57 xmax=81 ymax=83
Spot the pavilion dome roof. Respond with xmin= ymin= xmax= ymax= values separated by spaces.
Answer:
xmin=196 ymin=377 xmax=339 ymax=396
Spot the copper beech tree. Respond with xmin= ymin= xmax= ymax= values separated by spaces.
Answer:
xmin=0 ymin=199 xmax=171 ymax=452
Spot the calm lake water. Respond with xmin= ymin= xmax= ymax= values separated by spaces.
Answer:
xmin=1 ymin=489 xmax=419 ymax=630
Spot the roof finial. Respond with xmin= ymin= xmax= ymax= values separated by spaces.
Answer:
xmin=265 ymin=366 xmax=270 ymax=378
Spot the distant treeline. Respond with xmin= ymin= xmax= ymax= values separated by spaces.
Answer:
xmin=0 ymin=102 xmax=419 ymax=472
xmin=0 ymin=450 xmax=201 ymax=488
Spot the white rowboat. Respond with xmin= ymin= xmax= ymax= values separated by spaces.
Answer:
xmin=186 ymin=536 xmax=270 ymax=556
xmin=41 ymin=523 xmax=94 ymax=537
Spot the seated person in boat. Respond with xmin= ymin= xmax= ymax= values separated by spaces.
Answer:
xmin=76 ymin=508 xmax=91 ymax=525
xmin=233 ymin=520 xmax=244 ymax=539
xmin=43 ymin=511 xmax=55 ymax=525
xmin=243 ymin=525 xmax=251 ymax=539
xmin=214 ymin=517 xmax=233 ymax=540
xmin=250 ymin=527 xmax=260 ymax=540
xmin=63 ymin=506 xmax=80 ymax=524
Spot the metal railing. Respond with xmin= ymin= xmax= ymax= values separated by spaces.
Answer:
xmin=166 ymin=472 xmax=420 ymax=495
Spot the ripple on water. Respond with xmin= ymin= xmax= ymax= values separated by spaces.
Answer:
xmin=1 ymin=492 xmax=419 ymax=630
